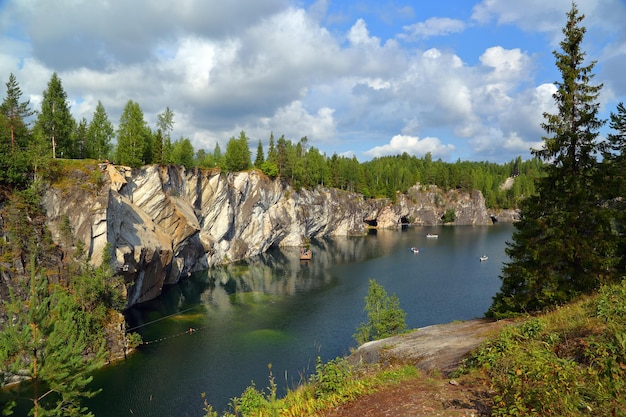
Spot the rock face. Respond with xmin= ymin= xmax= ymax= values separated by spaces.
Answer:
xmin=42 ymin=164 xmax=492 ymax=307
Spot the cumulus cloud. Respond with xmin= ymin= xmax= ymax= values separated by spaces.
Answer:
xmin=364 ymin=134 xmax=455 ymax=159
xmin=0 ymin=0 xmax=623 ymax=165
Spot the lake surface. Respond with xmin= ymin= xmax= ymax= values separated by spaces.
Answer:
xmin=86 ymin=223 xmax=512 ymax=416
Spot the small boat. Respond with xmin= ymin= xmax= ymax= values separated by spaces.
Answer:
xmin=479 ymin=255 xmax=488 ymax=262
xmin=426 ymin=234 xmax=438 ymax=238
xmin=300 ymin=248 xmax=312 ymax=260
xmin=410 ymin=247 xmax=420 ymax=253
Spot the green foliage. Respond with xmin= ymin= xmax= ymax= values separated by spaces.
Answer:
xmin=354 ymin=279 xmax=407 ymax=345
xmin=224 ymin=131 xmax=251 ymax=172
xmin=489 ymin=4 xmax=620 ymax=317
xmin=311 ymin=356 xmax=353 ymax=398
xmin=253 ymin=139 xmax=264 ymax=168
xmin=259 ymin=161 xmax=279 ymax=177
xmin=440 ymin=208 xmax=456 ymax=224
xmin=0 ymin=73 xmax=33 ymax=186
xmin=86 ymin=101 xmax=114 ymax=161
xmin=202 ymin=358 xmax=418 ymax=417
xmin=171 ymin=136 xmax=195 ymax=167
xmin=0 ymin=256 xmax=105 ymax=417
xmin=115 ymin=100 xmax=150 ymax=167
xmin=35 ymin=72 xmax=76 ymax=159
xmin=460 ymin=281 xmax=626 ymax=416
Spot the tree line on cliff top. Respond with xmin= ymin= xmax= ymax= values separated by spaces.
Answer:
xmin=0 ymin=70 xmax=541 ymax=208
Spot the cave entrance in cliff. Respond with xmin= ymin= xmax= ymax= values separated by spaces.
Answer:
xmin=364 ymin=219 xmax=377 ymax=228
xmin=400 ymin=216 xmax=410 ymax=228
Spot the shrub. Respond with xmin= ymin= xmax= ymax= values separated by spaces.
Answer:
xmin=354 ymin=279 xmax=407 ymax=345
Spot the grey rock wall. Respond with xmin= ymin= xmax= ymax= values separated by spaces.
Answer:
xmin=43 ymin=164 xmax=492 ymax=306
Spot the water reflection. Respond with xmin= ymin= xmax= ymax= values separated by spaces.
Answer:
xmin=127 ymin=234 xmax=388 ymax=324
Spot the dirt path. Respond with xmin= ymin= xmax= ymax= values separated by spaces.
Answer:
xmin=323 ymin=319 xmax=509 ymax=417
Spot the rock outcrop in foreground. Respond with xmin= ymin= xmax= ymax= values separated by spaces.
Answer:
xmin=43 ymin=164 xmax=492 ymax=306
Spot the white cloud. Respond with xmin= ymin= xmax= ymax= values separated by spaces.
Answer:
xmin=256 ymin=101 xmax=336 ymax=143
xmin=364 ymin=134 xmax=455 ymax=159
xmin=400 ymin=17 xmax=466 ymax=41
xmin=1 ymin=0 xmax=623 ymax=165
xmin=480 ymin=46 xmax=530 ymax=85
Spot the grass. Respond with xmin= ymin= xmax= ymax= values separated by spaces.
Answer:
xmin=203 ymin=359 xmax=419 ymax=417
xmin=456 ymin=280 xmax=626 ymax=416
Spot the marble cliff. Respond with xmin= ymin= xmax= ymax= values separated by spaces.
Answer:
xmin=42 ymin=163 xmax=492 ymax=307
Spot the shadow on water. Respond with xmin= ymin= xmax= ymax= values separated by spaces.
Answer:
xmin=77 ymin=224 xmax=512 ymax=417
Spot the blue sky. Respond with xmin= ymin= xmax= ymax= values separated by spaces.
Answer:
xmin=1 ymin=0 xmax=625 ymax=163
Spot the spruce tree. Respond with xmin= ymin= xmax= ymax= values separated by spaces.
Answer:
xmin=254 ymin=139 xmax=265 ymax=168
xmin=156 ymin=107 xmax=174 ymax=164
xmin=86 ymin=101 xmax=114 ymax=160
xmin=0 ymin=74 xmax=33 ymax=185
xmin=603 ymin=102 xmax=626 ymax=271
xmin=1 ymin=73 xmax=34 ymax=155
xmin=73 ymin=117 xmax=88 ymax=159
xmin=35 ymin=73 xmax=75 ymax=159
xmin=488 ymin=3 xmax=614 ymax=316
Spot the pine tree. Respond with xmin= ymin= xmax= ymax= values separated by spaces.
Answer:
xmin=0 ymin=256 xmax=105 ymax=417
xmin=86 ymin=101 xmax=114 ymax=160
xmin=1 ymin=73 xmax=34 ymax=155
xmin=116 ymin=100 xmax=148 ymax=167
xmin=488 ymin=3 xmax=614 ymax=317
xmin=0 ymin=74 xmax=33 ymax=185
xmin=35 ymin=73 xmax=75 ymax=159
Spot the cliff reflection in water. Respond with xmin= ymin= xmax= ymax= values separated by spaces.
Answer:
xmin=125 ymin=233 xmax=383 ymax=326
xmin=205 ymin=234 xmax=380 ymax=298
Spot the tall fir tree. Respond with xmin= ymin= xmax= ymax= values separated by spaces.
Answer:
xmin=212 ymin=142 xmax=222 ymax=167
xmin=152 ymin=129 xmax=164 ymax=164
xmin=0 ymin=74 xmax=33 ymax=185
xmin=115 ymin=100 xmax=148 ymax=167
xmin=603 ymin=102 xmax=626 ymax=271
xmin=266 ymin=132 xmax=277 ymax=165
xmin=86 ymin=101 xmax=114 ymax=160
xmin=35 ymin=72 xmax=75 ymax=159
xmin=489 ymin=3 xmax=614 ymax=317
xmin=156 ymin=107 xmax=174 ymax=164
xmin=254 ymin=139 xmax=265 ymax=168
xmin=73 ymin=117 xmax=88 ymax=159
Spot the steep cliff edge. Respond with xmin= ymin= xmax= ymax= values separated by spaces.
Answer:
xmin=42 ymin=164 xmax=492 ymax=307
